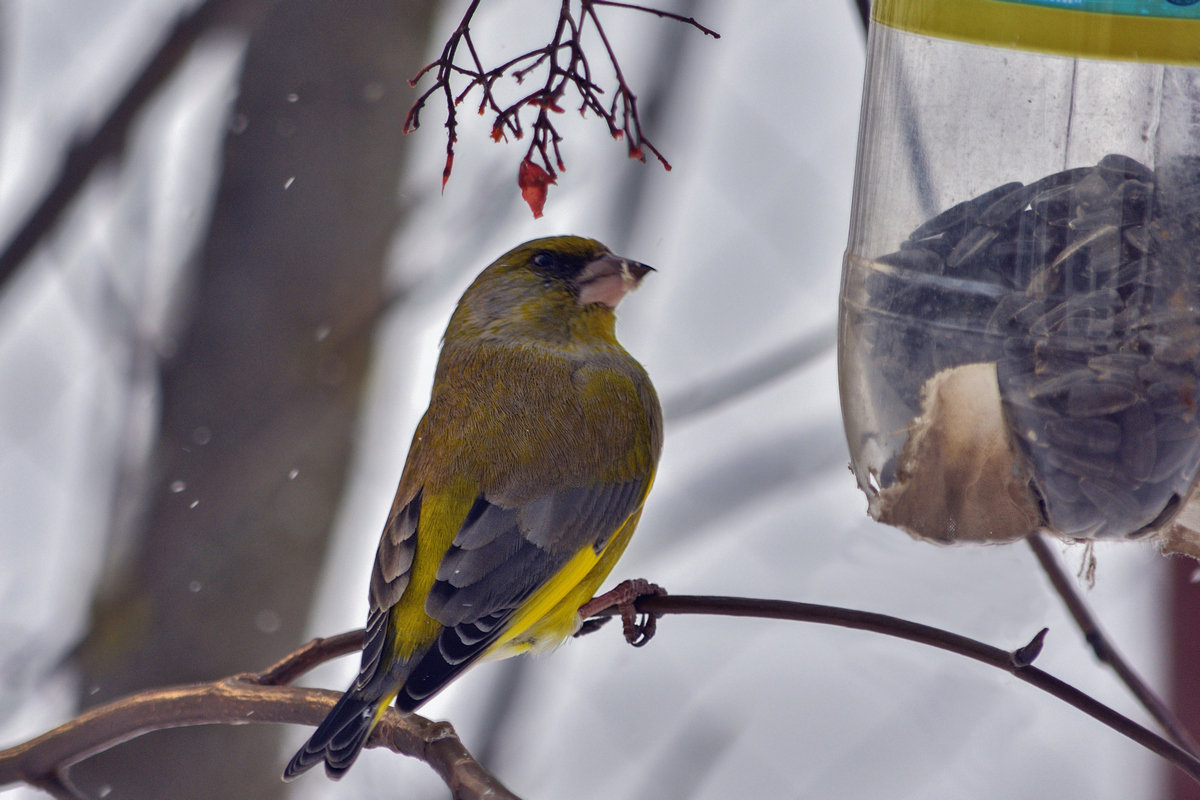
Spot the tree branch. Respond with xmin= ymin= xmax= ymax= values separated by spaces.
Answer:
xmin=0 ymin=630 xmax=519 ymax=800
xmin=4 ymin=593 xmax=1197 ymax=795
xmin=1026 ymin=532 xmax=1200 ymax=756
xmin=586 ymin=593 xmax=1200 ymax=785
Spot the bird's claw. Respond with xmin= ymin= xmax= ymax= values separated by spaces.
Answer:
xmin=573 ymin=616 xmax=612 ymax=638
xmin=578 ymin=578 xmax=666 ymax=647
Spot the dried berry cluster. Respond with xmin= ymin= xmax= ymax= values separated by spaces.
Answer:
xmin=403 ymin=0 xmax=717 ymax=216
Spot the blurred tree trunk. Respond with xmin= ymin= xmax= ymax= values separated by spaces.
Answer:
xmin=1168 ymin=559 xmax=1200 ymax=800
xmin=72 ymin=2 xmax=435 ymax=797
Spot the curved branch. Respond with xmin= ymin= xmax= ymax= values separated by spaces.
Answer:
xmin=4 ymin=593 xmax=1197 ymax=796
xmin=0 ymin=631 xmax=519 ymax=800
xmin=585 ymin=593 xmax=1200 ymax=785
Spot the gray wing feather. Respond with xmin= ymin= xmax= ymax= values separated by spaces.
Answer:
xmin=393 ymin=477 xmax=647 ymax=712
xmin=369 ymin=490 xmax=420 ymax=614
xmin=356 ymin=478 xmax=647 ymax=713
xmin=425 ymin=478 xmax=646 ymax=628
xmin=522 ymin=481 xmax=642 ymax=551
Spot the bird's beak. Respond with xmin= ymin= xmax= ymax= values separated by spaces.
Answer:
xmin=576 ymin=253 xmax=655 ymax=308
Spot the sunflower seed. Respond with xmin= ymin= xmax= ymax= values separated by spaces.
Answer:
xmin=1073 ymin=171 xmax=1113 ymax=210
xmin=1030 ymin=183 xmax=1076 ymax=221
xmin=1026 ymin=368 xmax=1090 ymax=400
xmin=876 ymin=248 xmax=945 ymax=273
xmin=946 ymin=226 xmax=1000 ymax=269
xmin=1050 ymin=224 xmax=1121 ymax=270
xmin=1066 ymin=381 xmax=1139 ymax=417
xmin=1077 ymin=477 xmax=1142 ymax=522
xmin=1155 ymin=414 xmax=1199 ymax=442
xmin=1119 ymin=402 xmax=1156 ymax=481
xmin=1150 ymin=436 xmax=1200 ymax=482
xmin=1038 ymin=466 xmax=1085 ymax=502
xmin=1122 ymin=225 xmax=1153 ymax=253
xmin=1146 ymin=373 xmax=1198 ymax=416
xmin=979 ymin=183 xmax=1039 ymax=227
xmin=1087 ymin=351 xmax=1144 ymax=380
xmin=1114 ymin=179 xmax=1153 ymax=217
xmin=1044 ymin=445 xmax=1118 ymax=479
xmin=1098 ymin=153 xmax=1155 ymax=182
xmin=1069 ymin=207 xmax=1123 ymax=231
xmin=1045 ymin=416 xmax=1122 ymax=453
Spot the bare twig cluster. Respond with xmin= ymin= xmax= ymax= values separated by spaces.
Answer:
xmin=403 ymin=0 xmax=718 ymax=215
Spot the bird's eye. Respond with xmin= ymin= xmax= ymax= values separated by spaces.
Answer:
xmin=532 ymin=252 xmax=555 ymax=269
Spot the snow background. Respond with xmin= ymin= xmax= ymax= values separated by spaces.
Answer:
xmin=0 ymin=1 xmax=1172 ymax=798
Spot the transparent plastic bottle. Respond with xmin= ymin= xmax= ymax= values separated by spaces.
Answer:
xmin=839 ymin=0 xmax=1200 ymax=552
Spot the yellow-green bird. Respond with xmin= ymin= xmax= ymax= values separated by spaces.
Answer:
xmin=284 ymin=235 xmax=662 ymax=780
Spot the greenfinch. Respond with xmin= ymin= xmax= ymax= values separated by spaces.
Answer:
xmin=284 ymin=235 xmax=662 ymax=780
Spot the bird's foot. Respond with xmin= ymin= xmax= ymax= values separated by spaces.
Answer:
xmin=577 ymin=578 xmax=666 ymax=647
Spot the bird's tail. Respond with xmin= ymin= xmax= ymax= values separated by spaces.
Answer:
xmin=282 ymin=687 xmax=395 ymax=781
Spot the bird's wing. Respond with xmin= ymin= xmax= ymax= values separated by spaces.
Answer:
xmin=369 ymin=489 xmax=421 ymax=618
xmin=353 ymin=489 xmax=421 ymax=695
xmin=393 ymin=477 xmax=647 ymax=710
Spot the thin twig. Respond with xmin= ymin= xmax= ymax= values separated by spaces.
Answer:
xmin=1027 ymin=532 xmax=1200 ymax=756
xmin=253 ymin=629 xmax=362 ymax=686
xmin=592 ymin=0 xmax=720 ymax=37
xmin=585 ymin=593 xmax=1200 ymax=785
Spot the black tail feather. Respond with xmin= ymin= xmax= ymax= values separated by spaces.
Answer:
xmin=283 ymin=689 xmax=380 ymax=781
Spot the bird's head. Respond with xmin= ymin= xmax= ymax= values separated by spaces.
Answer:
xmin=446 ymin=236 xmax=654 ymax=346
